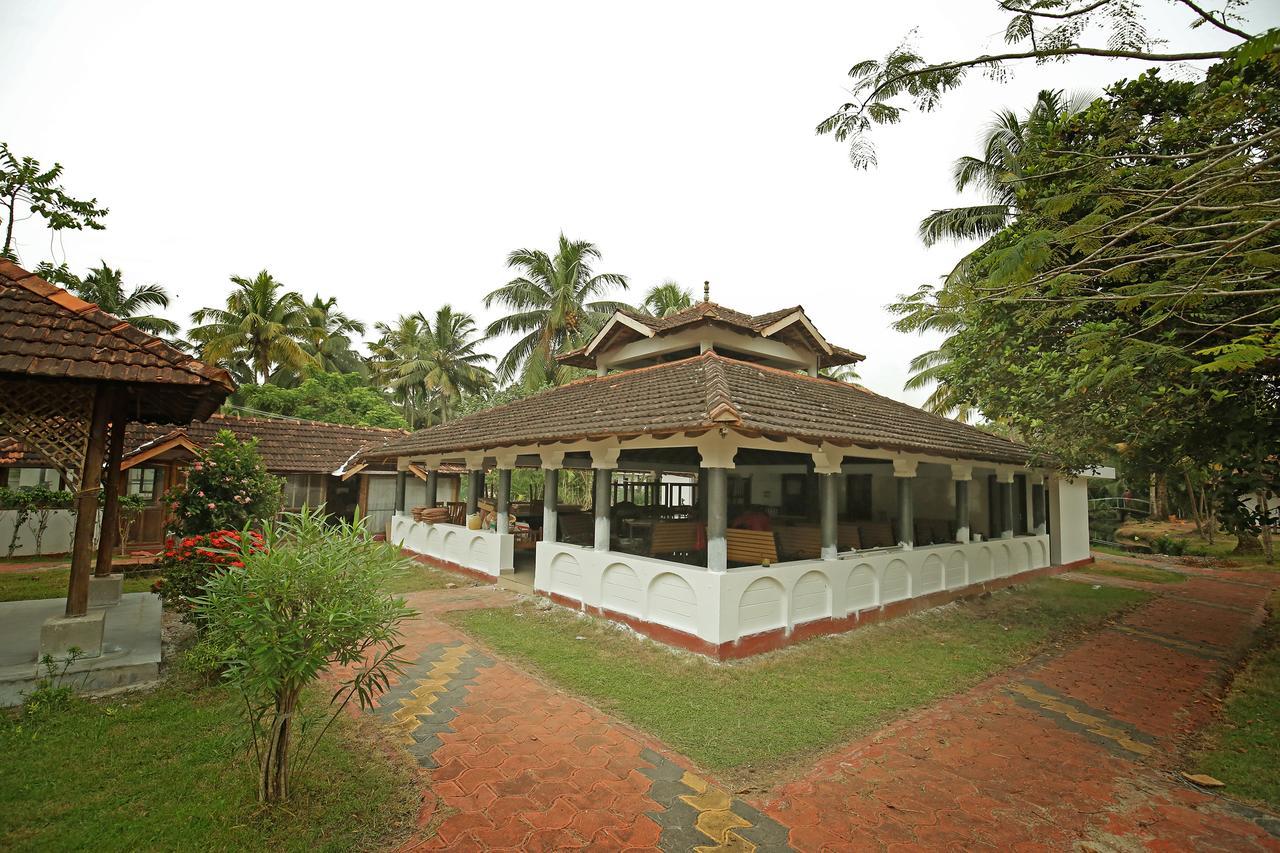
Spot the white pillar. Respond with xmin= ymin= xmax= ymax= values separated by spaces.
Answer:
xmin=496 ymin=468 xmax=511 ymax=535
xmin=893 ymin=457 xmax=918 ymax=549
xmin=590 ymin=447 xmax=619 ymax=552
xmin=951 ymin=463 xmax=972 ymax=543
xmin=705 ymin=467 xmax=728 ymax=571
xmin=820 ymin=474 xmax=838 ymax=559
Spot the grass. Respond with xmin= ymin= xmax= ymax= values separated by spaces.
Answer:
xmin=384 ymin=560 xmax=464 ymax=595
xmin=0 ymin=674 xmax=418 ymax=852
xmin=1077 ymin=560 xmax=1186 ymax=585
xmin=450 ymin=578 xmax=1147 ymax=780
xmin=0 ymin=569 xmax=157 ymax=603
xmin=1193 ymin=591 xmax=1280 ymax=811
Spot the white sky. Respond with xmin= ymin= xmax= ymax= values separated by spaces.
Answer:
xmin=2 ymin=1 xmax=1274 ymax=405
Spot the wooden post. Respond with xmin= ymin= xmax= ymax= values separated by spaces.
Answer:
xmin=95 ymin=395 xmax=128 ymax=577
xmin=425 ymin=469 xmax=438 ymax=508
xmin=67 ymin=386 xmax=111 ymax=617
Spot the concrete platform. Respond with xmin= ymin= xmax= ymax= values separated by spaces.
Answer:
xmin=0 ymin=593 xmax=162 ymax=707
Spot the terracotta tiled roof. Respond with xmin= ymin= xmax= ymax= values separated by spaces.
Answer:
xmin=3 ymin=414 xmax=411 ymax=476
xmin=366 ymin=351 xmax=1031 ymax=465
xmin=558 ymin=302 xmax=865 ymax=369
xmin=0 ymin=260 xmax=234 ymax=421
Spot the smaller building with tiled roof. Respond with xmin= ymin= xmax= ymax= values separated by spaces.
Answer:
xmin=372 ymin=298 xmax=1102 ymax=659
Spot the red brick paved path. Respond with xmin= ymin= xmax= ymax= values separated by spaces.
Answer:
xmin=371 ymin=563 xmax=1280 ymax=851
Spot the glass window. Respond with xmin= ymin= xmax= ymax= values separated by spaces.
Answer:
xmin=11 ymin=467 xmax=62 ymax=490
xmin=284 ymin=473 xmax=327 ymax=510
xmin=127 ymin=467 xmax=161 ymax=501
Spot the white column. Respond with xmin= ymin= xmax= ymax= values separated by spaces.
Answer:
xmin=496 ymin=468 xmax=511 ymax=535
xmin=540 ymin=450 xmax=564 ymax=544
xmin=951 ymin=463 xmax=972 ymax=543
xmin=893 ymin=457 xmax=918 ymax=549
xmin=698 ymin=437 xmax=737 ymax=573
xmin=813 ymin=447 xmax=844 ymax=561
xmin=590 ymin=447 xmax=620 ymax=552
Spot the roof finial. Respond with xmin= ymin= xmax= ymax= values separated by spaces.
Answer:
xmin=703 ymin=280 xmax=710 ymax=302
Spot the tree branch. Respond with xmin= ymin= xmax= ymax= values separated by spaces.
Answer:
xmin=1172 ymin=0 xmax=1255 ymax=40
xmin=997 ymin=0 xmax=1112 ymax=20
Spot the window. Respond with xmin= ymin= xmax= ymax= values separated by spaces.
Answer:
xmin=284 ymin=473 xmax=327 ymax=510
xmin=9 ymin=467 xmax=62 ymax=490
xmin=127 ymin=467 xmax=161 ymax=501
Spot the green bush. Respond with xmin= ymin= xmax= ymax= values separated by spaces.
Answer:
xmin=1152 ymin=536 xmax=1188 ymax=556
xmin=192 ymin=507 xmax=416 ymax=803
xmin=165 ymin=429 xmax=281 ymax=538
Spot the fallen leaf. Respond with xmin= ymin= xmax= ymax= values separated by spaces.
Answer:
xmin=1181 ymin=772 xmax=1226 ymax=788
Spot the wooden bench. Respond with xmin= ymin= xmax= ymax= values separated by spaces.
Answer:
xmin=726 ymin=528 xmax=779 ymax=565
xmin=837 ymin=522 xmax=862 ymax=551
xmin=649 ymin=521 xmax=700 ymax=559
xmin=557 ymin=512 xmax=595 ymax=545
xmin=859 ymin=521 xmax=896 ymax=548
xmin=776 ymin=524 xmax=822 ymax=560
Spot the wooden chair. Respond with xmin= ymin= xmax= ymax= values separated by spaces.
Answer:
xmin=557 ymin=512 xmax=594 ymax=545
xmin=837 ymin=522 xmax=862 ymax=551
xmin=726 ymin=528 xmax=779 ymax=566
xmin=859 ymin=521 xmax=896 ymax=548
xmin=775 ymin=524 xmax=822 ymax=560
xmin=649 ymin=521 xmax=700 ymax=559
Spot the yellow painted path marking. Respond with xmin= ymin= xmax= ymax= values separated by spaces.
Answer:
xmin=1008 ymin=682 xmax=1154 ymax=757
xmin=389 ymin=644 xmax=469 ymax=743
xmin=679 ymin=771 xmax=757 ymax=852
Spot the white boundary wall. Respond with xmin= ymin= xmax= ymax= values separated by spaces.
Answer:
xmin=390 ymin=515 xmax=514 ymax=577
xmin=534 ymin=535 xmax=1051 ymax=647
xmin=0 ymin=508 xmax=82 ymax=557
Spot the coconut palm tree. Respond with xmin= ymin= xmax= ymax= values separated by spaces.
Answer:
xmin=189 ymin=271 xmax=315 ymax=384
xmin=917 ymin=89 xmax=1089 ymax=247
xmin=301 ymin=295 xmax=366 ymax=375
xmin=641 ymin=281 xmax=693 ymax=317
xmin=484 ymin=234 xmax=629 ymax=384
xmin=371 ymin=306 xmax=492 ymax=428
xmin=39 ymin=261 xmax=180 ymax=336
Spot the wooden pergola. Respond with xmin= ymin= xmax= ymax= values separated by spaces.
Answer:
xmin=0 ymin=261 xmax=234 ymax=618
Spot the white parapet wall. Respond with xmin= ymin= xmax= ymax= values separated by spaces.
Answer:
xmin=0 ymin=508 xmax=81 ymax=557
xmin=390 ymin=514 xmax=514 ymax=577
xmin=535 ymin=535 xmax=1051 ymax=651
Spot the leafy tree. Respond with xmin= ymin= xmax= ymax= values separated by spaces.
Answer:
xmin=918 ymin=89 xmax=1089 ymax=247
xmin=641 ymin=280 xmax=693 ymax=316
xmin=190 ymin=271 xmax=316 ymax=384
xmin=230 ymin=371 xmax=407 ymax=429
xmin=298 ymin=295 xmax=366 ymax=376
xmin=484 ymin=233 xmax=629 ymax=384
xmin=370 ymin=306 xmax=491 ymax=428
xmin=36 ymin=261 xmax=180 ymax=336
xmin=890 ymin=49 xmax=1278 ymax=551
xmin=0 ymin=142 xmax=107 ymax=261
xmin=817 ymin=0 xmax=1259 ymax=168
xmin=165 ymin=428 xmax=282 ymax=537
xmin=193 ymin=509 xmax=415 ymax=803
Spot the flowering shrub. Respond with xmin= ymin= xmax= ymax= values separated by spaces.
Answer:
xmin=153 ymin=529 xmax=266 ymax=621
xmin=165 ymin=428 xmax=282 ymax=538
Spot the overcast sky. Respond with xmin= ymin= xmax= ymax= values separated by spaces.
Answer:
xmin=2 ymin=1 xmax=1274 ymax=406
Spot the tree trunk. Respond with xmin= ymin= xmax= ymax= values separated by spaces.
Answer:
xmin=259 ymin=688 xmax=300 ymax=803
xmin=1234 ymin=531 xmax=1263 ymax=554
xmin=1184 ymin=470 xmax=1203 ymax=537
xmin=1201 ymin=484 xmax=1215 ymax=544
xmin=1259 ymin=490 xmax=1274 ymax=565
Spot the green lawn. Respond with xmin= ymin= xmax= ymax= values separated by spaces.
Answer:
xmin=1078 ymin=560 xmax=1187 ymax=585
xmin=0 ymin=676 xmax=417 ymax=852
xmin=1193 ymin=591 xmax=1280 ymax=811
xmin=451 ymin=578 xmax=1147 ymax=779
xmin=0 ymin=569 xmax=157 ymax=603
xmin=384 ymin=560 xmax=465 ymax=595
